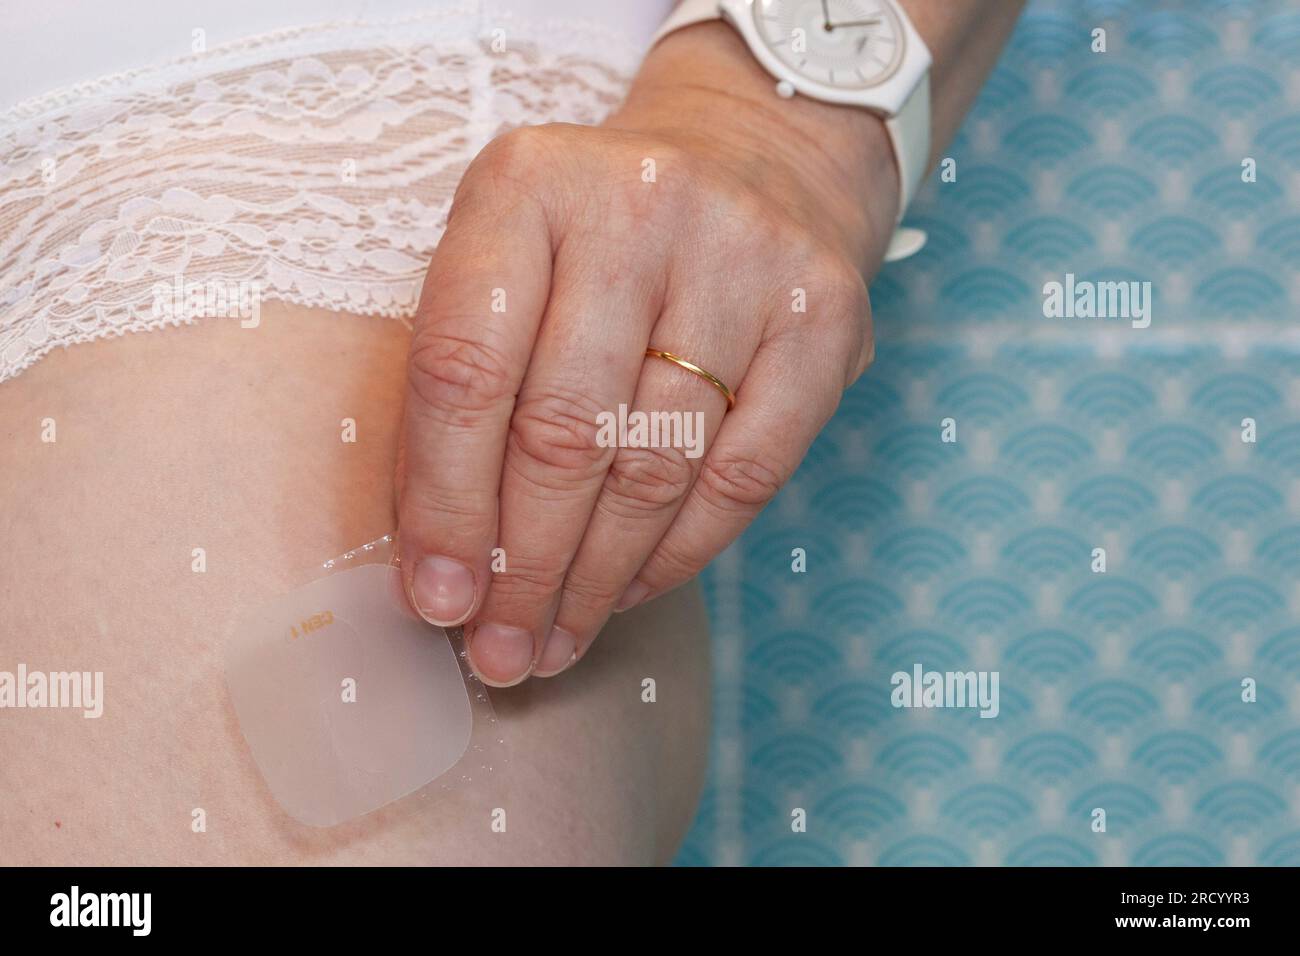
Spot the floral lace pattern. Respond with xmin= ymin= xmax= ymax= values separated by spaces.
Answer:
xmin=0 ymin=11 xmax=641 ymax=382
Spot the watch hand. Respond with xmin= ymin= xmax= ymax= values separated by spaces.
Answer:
xmin=828 ymin=17 xmax=883 ymax=29
xmin=820 ymin=0 xmax=831 ymax=31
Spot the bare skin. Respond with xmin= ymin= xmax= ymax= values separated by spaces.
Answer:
xmin=0 ymin=302 xmax=709 ymax=865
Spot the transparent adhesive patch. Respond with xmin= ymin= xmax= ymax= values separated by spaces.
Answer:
xmin=224 ymin=534 xmax=502 ymax=827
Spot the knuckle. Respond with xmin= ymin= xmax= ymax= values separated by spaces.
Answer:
xmin=407 ymin=332 xmax=515 ymax=423
xmin=643 ymin=143 xmax=696 ymax=199
xmin=786 ymin=245 xmax=872 ymax=380
xmin=801 ymin=246 xmax=870 ymax=323
xmin=401 ymin=482 xmax=491 ymax=527
xmin=602 ymin=444 xmax=696 ymax=516
xmin=489 ymin=558 xmax=565 ymax=603
xmin=697 ymin=448 xmax=786 ymax=512
xmin=558 ymin=567 xmax=616 ymax=611
xmin=641 ymin=537 xmax=699 ymax=589
xmin=604 ymin=140 xmax=696 ymax=235
xmin=448 ymin=127 xmax=558 ymax=226
xmin=508 ymin=388 xmax=610 ymax=482
xmin=710 ymin=183 xmax=784 ymax=247
xmin=474 ymin=125 xmax=557 ymax=182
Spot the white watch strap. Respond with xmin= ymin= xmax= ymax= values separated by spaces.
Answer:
xmin=882 ymin=72 xmax=930 ymax=262
xmin=651 ymin=0 xmax=930 ymax=262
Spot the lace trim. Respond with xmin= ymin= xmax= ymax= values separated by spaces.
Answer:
xmin=0 ymin=11 xmax=641 ymax=383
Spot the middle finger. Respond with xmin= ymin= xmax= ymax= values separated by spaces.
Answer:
xmin=465 ymin=237 xmax=662 ymax=685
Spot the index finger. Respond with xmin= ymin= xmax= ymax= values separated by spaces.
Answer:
xmin=397 ymin=141 xmax=554 ymax=626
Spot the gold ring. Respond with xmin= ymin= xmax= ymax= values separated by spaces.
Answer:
xmin=644 ymin=348 xmax=736 ymax=410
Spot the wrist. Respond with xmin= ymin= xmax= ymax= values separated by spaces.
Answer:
xmin=607 ymin=21 xmax=900 ymax=268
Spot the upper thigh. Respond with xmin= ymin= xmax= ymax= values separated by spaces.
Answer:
xmin=0 ymin=302 xmax=709 ymax=865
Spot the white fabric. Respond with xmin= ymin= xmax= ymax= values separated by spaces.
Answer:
xmin=1 ymin=0 xmax=675 ymax=109
xmin=0 ymin=1 xmax=674 ymax=383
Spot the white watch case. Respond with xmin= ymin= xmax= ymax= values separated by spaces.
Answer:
xmin=719 ymin=0 xmax=931 ymax=117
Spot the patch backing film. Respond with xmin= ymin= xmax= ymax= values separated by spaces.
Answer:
xmin=224 ymin=535 xmax=501 ymax=826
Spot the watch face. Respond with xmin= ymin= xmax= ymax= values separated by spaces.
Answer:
xmin=750 ymin=0 xmax=905 ymax=90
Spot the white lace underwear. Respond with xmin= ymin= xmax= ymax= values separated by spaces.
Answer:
xmin=0 ymin=9 xmax=644 ymax=384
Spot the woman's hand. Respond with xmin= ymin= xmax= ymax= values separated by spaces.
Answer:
xmin=396 ymin=21 xmax=900 ymax=685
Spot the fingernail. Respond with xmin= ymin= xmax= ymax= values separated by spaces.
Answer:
xmin=534 ymin=627 xmax=577 ymax=678
xmin=615 ymin=580 xmax=650 ymax=612
xmin=468 ymin=623 xmax=535 ymax=687
xmin=411 ymin=556 xmax=477 ymax=626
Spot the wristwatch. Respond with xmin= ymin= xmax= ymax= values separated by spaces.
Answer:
xmin=651 ymin=0 xmax=932 ymax=262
